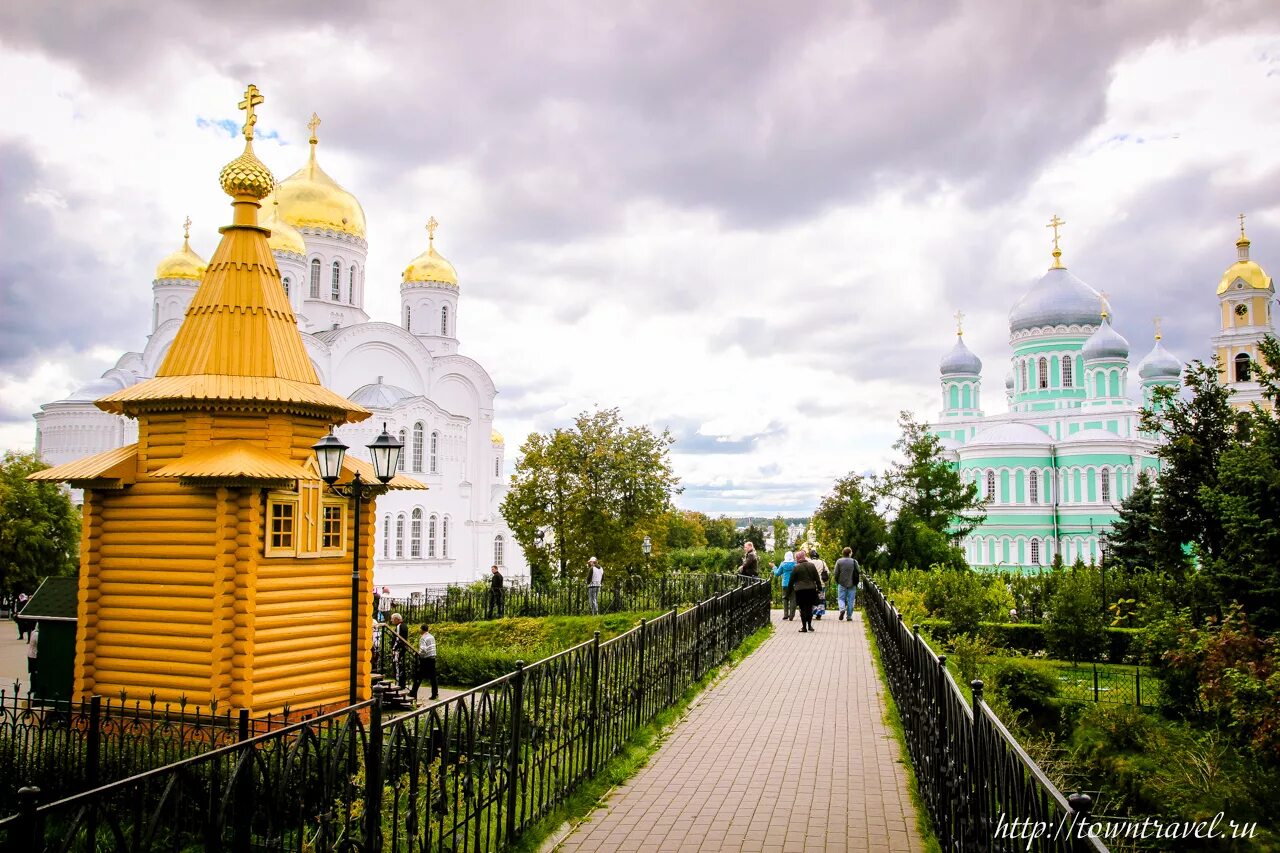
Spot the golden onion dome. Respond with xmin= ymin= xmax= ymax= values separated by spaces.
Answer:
xmin=268 ymin=114 xmax=366 ymax=239
xmin=403 ymin=217 xmax=459 ymax=286
xmin=155 ymin=219 xmax=207 ymax=281
xmin=219 ymin=142 xmax=275 ymax=200
xmin=262 ymin=199 xmax=307 ymax=255
xmin=491 ymin=428 xmax=504 ymax=445
xmin=1218 ymin=217 xmax=1273 ymax=295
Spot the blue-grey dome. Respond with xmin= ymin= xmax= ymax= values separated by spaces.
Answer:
xmin=1009 ymin=266 xmax=1106 ymax=334
xmin=67 ymin=376 xmax=128 ymax=402
xmin=1138 ymin=340 xmax=1182 ymax=381
xmin=1081 ymin=317 xmax=1129 ymax=362
xmin=940 ymin=335 xmax=982 ymax=376
xmin=1005 ymin=369 xmax=1014 ymax=390
xmin=349 ymin=379 xmax=417 ymax=408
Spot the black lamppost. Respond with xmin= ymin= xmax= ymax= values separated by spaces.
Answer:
xmin=313 ymin=423 xmax=402 ymax=705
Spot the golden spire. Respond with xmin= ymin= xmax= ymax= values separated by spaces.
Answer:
xmin=1153 ymin=315 xmax=1163 ymax=342
xmin=307 ymin=112 xmax=321 ymax=145
xmin=427 ymin=216 xmax=439 ymax=250
xmin=1098 ymin=291 xmax=1110 ymax=320
xmin=953 ymin=310 xmax=965 ymax=337
xmin=1047 ymin=214 xmax=1066 ymax=269
xmin=219 ymin=84 xmax=275 ymax=202
xmin=183 ymin=216 xmax=192 ymax=241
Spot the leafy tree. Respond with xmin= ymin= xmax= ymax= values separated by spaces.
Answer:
xmin=1044 ymin=566 xmax=1105 ymax=664
xmin=702 ymin=516 xmax=737 ymax=550
xmin=0 ymin=451 xmax=80 ymax=596
xmin=813 ymin=472 xmax=887 ymax=572
xmin=1104 ymin=470 xmax=1188 ymax=578
xmin=501 ymin=408 xmax=679 ymax=586
xmin=739 ymin=523 xmax=766 ymax=551
xmin=663 ymin=510 xmax=708 ymax=550
xmin=771 ymin=516 xmax=790 ymax=551
xmin=1139 ymin=359 xmax=1241 ymax=566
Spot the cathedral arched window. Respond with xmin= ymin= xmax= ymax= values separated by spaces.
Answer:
xmin=349 ymin=265 xmax=357 ymax=305
xmin=397 ymin=429 xmax=407 ymax=471
xmin=1235 ymin=352 xmax=1252 ymax=383
xmin=1062 ymin=356 xmax=1073 ymax=388
xmin=1100 ymin=467 xmax=1111 ymax=503
xmin=1030 ymin=539 xmax=1041 ymax=565
xmin=1029 ymin=470 xmax=1039 ymax=504
xmin=331 ymin=261 xmax=341 ymax=301
xmin=412 ymin=423 xmax=424 ymax=472
xmin=985 ymin=470 xmax=996 ymax=502
xmin=310 ymin=259 xmax=321 ymax=298
xmin=1019 ymin=360 xmax=1028 ymax=391
xmin=494 ymin=535 xmax=505 ymax=567
xmin=283 ymin=276 xmax=291 ymax=298
xmin=395 ymin=513 xmax=405 ymax=559
xmin=1038 ymin=357 xmax=1048 ymax=389
xmin=382 ymin=515 xmax=390 ymax=558
xmin=404 ymin=305 xmax=411 ymax=331
xmin=441 ymin=516 xmax=449 ymax=558
xmin=427 ymin=514 xmax=438 ymax=558
xmin=441 ymin=305 xmax=449 ymax=336
xmin=410 ymin=508 xmax=423 ymax=558
xmin=430 ymin=431 xmax=439 ymax=474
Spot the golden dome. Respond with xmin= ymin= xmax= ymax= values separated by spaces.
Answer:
xmin=155 ymin=218 xmax=207 ymax=281
xmin=403 ymin=217 xmax=458 ymax=286
xmin=491 ymin=428 xmax=504 ymax=444
xmin=1217 ymin=221 xmax=1273 ymax=294
xmin=219 ymin=142 xmax=275 ymax=200
xmin=268 ymin=114 xmax=366 ymax=239
xmin=262 ymin=199 xmax=306 ymax=255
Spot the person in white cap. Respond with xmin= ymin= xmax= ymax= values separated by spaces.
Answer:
xmin=586 ymin=557 xmax=604 ymax=615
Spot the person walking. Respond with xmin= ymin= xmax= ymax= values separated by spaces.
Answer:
xmin=586 ymin=557 xmax=604 ymax=615
xmin=25 ymin=624 xmax=39 ymax=684
xmin=390 ymin=613 xmax=410 ymax=689
xmin=771 ymin=550 xmax=797 ymax=620
xmin=789 ymin=550 xmax=821 ymax=632
xmin=412 ymin=623 xmax=439 ymax=703
xmin=377 ymin=587 xmax=392 ymax=623
xmin=834 ymin=547 xmax=861 ymax=622
xmin=487 ymin=565 xmax=505 ymax=619
xmin=739 ymin=541 xmax=760 ymax=577
xmin=809 ymin=548 xmax=830 ymax=619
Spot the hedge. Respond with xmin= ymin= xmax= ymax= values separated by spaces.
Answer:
xmin=912 ymin=618 xmax=1140 ymax=664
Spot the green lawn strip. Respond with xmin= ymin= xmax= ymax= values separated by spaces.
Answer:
xmin=861 ymin=617 xmax=944 ymax=853
xmin=514 ymin=622 xmax=774 ymax=853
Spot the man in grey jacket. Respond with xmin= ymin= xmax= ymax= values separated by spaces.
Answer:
xmin=833 ymin=548 xmax=861 ymax=622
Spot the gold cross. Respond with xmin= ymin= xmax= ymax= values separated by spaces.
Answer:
xmin=307 ymin=112 xmax=321 ymax=144
xmin=427 ymin=216 xmax=439 ymax=247
xmin=953 ymin=310 xmax=965 ymax=336
xmin=182 ymin=216 xmax=192 ymax=240
xmin=1239 ymin=212 xmax=1247 ymax=239
xmin=1098 ymin=290 xmax=1110 ymax=319
xmin=238 ymin=84 xmax=264 ymax=141
xmin=1044 ymin=212 xmax=1064 ymax=266
xmin=1154 ymin=316 xmax=1163 ymax=341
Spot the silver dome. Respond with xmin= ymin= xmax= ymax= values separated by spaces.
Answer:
xmin=1081 ymin=317 xmax=1129 ymax=362
xmin=1137 ymin=340 xmax=1182 ymax=381
xmin=1009 ymin=266 xmax=1106 ymax=334
xmin=67 ymin=375 xmax=128 ymax=402
xmin=940 ymin=336 xmax=982 ymax=376
xmin=349 ymin=379 xmax=417 ymax=408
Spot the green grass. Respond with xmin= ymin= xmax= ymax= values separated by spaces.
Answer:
xmin=509 ymin=622 xmax=774 ymax=853
xmin=861 ymin=617 xmax=944 ymax=853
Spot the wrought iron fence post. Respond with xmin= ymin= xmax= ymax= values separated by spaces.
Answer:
xmin=968 ymin=679 xmax=986 ymax=848
xmin=635 ymin=618 xmax=647 ymax=730
xmin=1092 ymin=662 xmax=1099 ymax=703
xmin=693 ymin=602 xmax=702 ymax=680
xmin=365 ymin=686 xmax=385 ymax=852
xmin=935 ymin=656 xmax=951 ymax=845
xmin=233 ymin=708 xmax=252 ymax=853
xmin=507 ymin=660 xmax=526 ymax=844
xmin=15 ymin=786 xmax=40 ymax=851
xmin=661 ymin=576 xmax=668 ymax=609
xmin=668 ymin=607 xmax=678 ymax=705
xmin=1067 ymin=792 xmax=1093 ymax=841
xmin=1135 ymin=664 xmax=1142 ymax=707
xmin=87 ymin=695 xmax=101 ymax=788
xmin=588 ymin=633 xmax=601 ymax=773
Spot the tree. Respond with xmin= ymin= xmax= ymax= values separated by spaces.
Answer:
xmin=501 ymin=408 xmax=679 ymax=586
xmin=1139 ymin=359 xmax=1241 ymax=566
xmin=813 ymin=473 xmax=887 ymax=572
xmin=739 ymin=523 xmax=766 ymax=551
xmin=702 ymin=516 xmax=737 ymax=550
xmin=771 ymin=516 xmax=790 ymax=551
xmin=663 ymin=510 xmax=707 ymax=550
xmin=0 ymin=451 xmax=80 ymax=597
xmin=1103 ymin=470 xmax=1188 ymax=578
xmin=1044 ymin=566 xmax=1105 ymax=664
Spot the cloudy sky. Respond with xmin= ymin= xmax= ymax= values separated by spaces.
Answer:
xmin=2 ymin=1 xmax=1279 ymax=515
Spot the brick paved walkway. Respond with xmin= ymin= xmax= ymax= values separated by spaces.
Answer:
xmin=555 ymin=610 xmax=924 ymax=852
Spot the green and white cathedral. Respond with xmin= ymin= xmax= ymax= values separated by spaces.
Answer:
xmin=930 ymin=235 xmax=1184 ymax=570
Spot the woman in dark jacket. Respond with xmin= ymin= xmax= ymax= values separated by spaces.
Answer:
xmin=788 ymin=550 xmax=821 ymax=632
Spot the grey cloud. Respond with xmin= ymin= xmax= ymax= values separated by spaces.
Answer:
xmin=665 ymin=417 xmax=786 ymax=455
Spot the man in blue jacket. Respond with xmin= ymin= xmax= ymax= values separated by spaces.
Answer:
xmin=771 ymin=551 xmax=796 ymax=620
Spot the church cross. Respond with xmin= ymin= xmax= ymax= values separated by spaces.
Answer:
xmin=1047 ymin=214 xmax=1066 ymax=268
xmin=183 ymin=216 xmax=191 ymax=240
xmin=1239 ymin=212 xmax=1247 ymax=239
xmin=307 ymin=112 xmax=321 ymax=144
xmin=427 ymin=216 xmax=439 ymax=247
xmin=1154 ymin=316 xmax=1163 ymax=341
xmin=1098 ymin=290 xmax=1110 ymax=319
xmin=238 ymin=84 xmax=264 ymax=141
xmin=953 ymin=310 xmax=965 ymax=336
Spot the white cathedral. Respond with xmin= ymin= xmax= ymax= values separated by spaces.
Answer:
xmin=33 ymin=118 xmax=527 ymax=592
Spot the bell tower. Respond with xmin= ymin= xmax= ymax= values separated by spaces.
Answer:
xmin=1212 ymin=214 xmax=1275 ymax=409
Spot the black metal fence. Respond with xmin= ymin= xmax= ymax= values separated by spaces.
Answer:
xmin=1 ymin=576 xmax=771 ymax=852
xmin=863 ymin=577 xmax=1109 ymax=853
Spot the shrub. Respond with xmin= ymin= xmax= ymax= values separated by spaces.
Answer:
xmin=927 ymin=569 xmax=1002 ymax=636
xmin=950 ymin=632 xmax=992 ymax=684
xmin=1044 ymin=567 xmax=1104 ymax=664
xmin=990 ymin=658 xmax=1061 ymax=721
